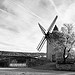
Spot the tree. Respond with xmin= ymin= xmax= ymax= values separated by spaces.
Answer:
xmin=57 ymin=24 xmax=75 ymax=63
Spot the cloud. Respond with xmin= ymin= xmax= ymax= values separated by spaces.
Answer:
xmin=63 ymin=3 xmax=75 ymax=23
xmin=0 ymin=24 xmax=19 ymax=33
xmin=0 ymin=0 xmax=59 ymax=52
xmin=0 ymin=41 xmax=15 ymax=46
xmin=49 ymin=0 xmax=75 ymax=29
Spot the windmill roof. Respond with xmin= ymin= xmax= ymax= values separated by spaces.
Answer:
xmin=52 ymin=25 xmax=59 ymax=32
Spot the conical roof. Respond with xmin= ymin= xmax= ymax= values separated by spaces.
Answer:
xmin=53 ymin=25 xmax=59 ymax=32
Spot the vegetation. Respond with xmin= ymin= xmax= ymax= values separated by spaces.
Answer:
xmin=56 ymin=24 xmax=75 ymax=64
xmin=0 ymin=51 xmax=46 ymax=57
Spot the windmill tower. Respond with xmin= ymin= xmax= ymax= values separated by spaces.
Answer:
xmin=37 ymin=16 xmax=58 ymax=61
xmin=47 ymin=25 xmax=59 ymax=61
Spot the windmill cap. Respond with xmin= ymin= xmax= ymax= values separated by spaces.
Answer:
xmin=52 ymin=25 xmax=59 ymax=32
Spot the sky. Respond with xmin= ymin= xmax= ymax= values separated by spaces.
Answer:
xmin=0 ymin=0 xmax=75 ymax=53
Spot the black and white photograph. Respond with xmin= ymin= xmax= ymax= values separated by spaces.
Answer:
xmin=0 ymin=0 xmax=75 ymax=75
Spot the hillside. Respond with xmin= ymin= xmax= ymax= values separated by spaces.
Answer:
xmin=0 ymin=51 xmax=46 ymax=57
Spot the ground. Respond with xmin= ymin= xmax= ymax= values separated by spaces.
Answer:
xmin=0 ymin=68 xmax=75 ymax=75
xmin=0 ymin=62 xmax=75 ymax=75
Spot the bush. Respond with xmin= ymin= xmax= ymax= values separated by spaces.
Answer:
xmin=56 ymin=58 xmax=75 ymax=64
xmin=27 ymin=59 xmax=48 ymax=67
xmin=56 ymin=64 xmax=72 ymax=70
xmin=56 ymin=58 xmax=64 ymax=64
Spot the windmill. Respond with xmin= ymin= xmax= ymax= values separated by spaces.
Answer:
xmin=37 ymin=15 xmax=58 ymax=60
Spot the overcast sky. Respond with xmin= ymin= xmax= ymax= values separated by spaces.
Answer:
xmin=0 ymin=0 xmax=75 ymax=53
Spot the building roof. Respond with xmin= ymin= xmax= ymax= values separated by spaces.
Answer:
xmin=52 ymin=25 xmax=59 ymax=32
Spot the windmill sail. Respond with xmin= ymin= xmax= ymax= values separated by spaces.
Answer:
xmin=48 ymin=16 xmax=58 ymax=32
xmin=37 ymin=15 xmax=58 ymax=52
xmin=38 ymin=23 xmax=46 ymax=35
xmin=37 ymin=36 xmax=46 ymax=51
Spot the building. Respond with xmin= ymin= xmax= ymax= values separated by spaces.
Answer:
xmin=47 ymin=25 xmax=64 ymax=61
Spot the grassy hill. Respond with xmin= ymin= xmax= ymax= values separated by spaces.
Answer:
xmin=0 ymin=51 xmax=46 ymax=57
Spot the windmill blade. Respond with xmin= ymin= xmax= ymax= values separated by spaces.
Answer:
xmin=37 ymin=36 xmax=46 ymax=51
xmin=38 ymin=23 xmax=46 ymax=35
xmin=47 ymin=15 xmax=58 ymax=32
xmin=37 ymin=37 xmax=46 ymax=51
xmin=39 ymin=38 xmax=46 ymax=51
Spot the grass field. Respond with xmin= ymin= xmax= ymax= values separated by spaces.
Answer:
xmin=0 ymin=71 xmax=56 ymax=75
xmin=0 ymin=68 xmax=75 ymax=75
xmin=0 ymin=63 xmax=75 ymax=75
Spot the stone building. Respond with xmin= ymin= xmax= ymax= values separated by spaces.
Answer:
xmin=47 ymin=25 xmax=64 ymax=61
